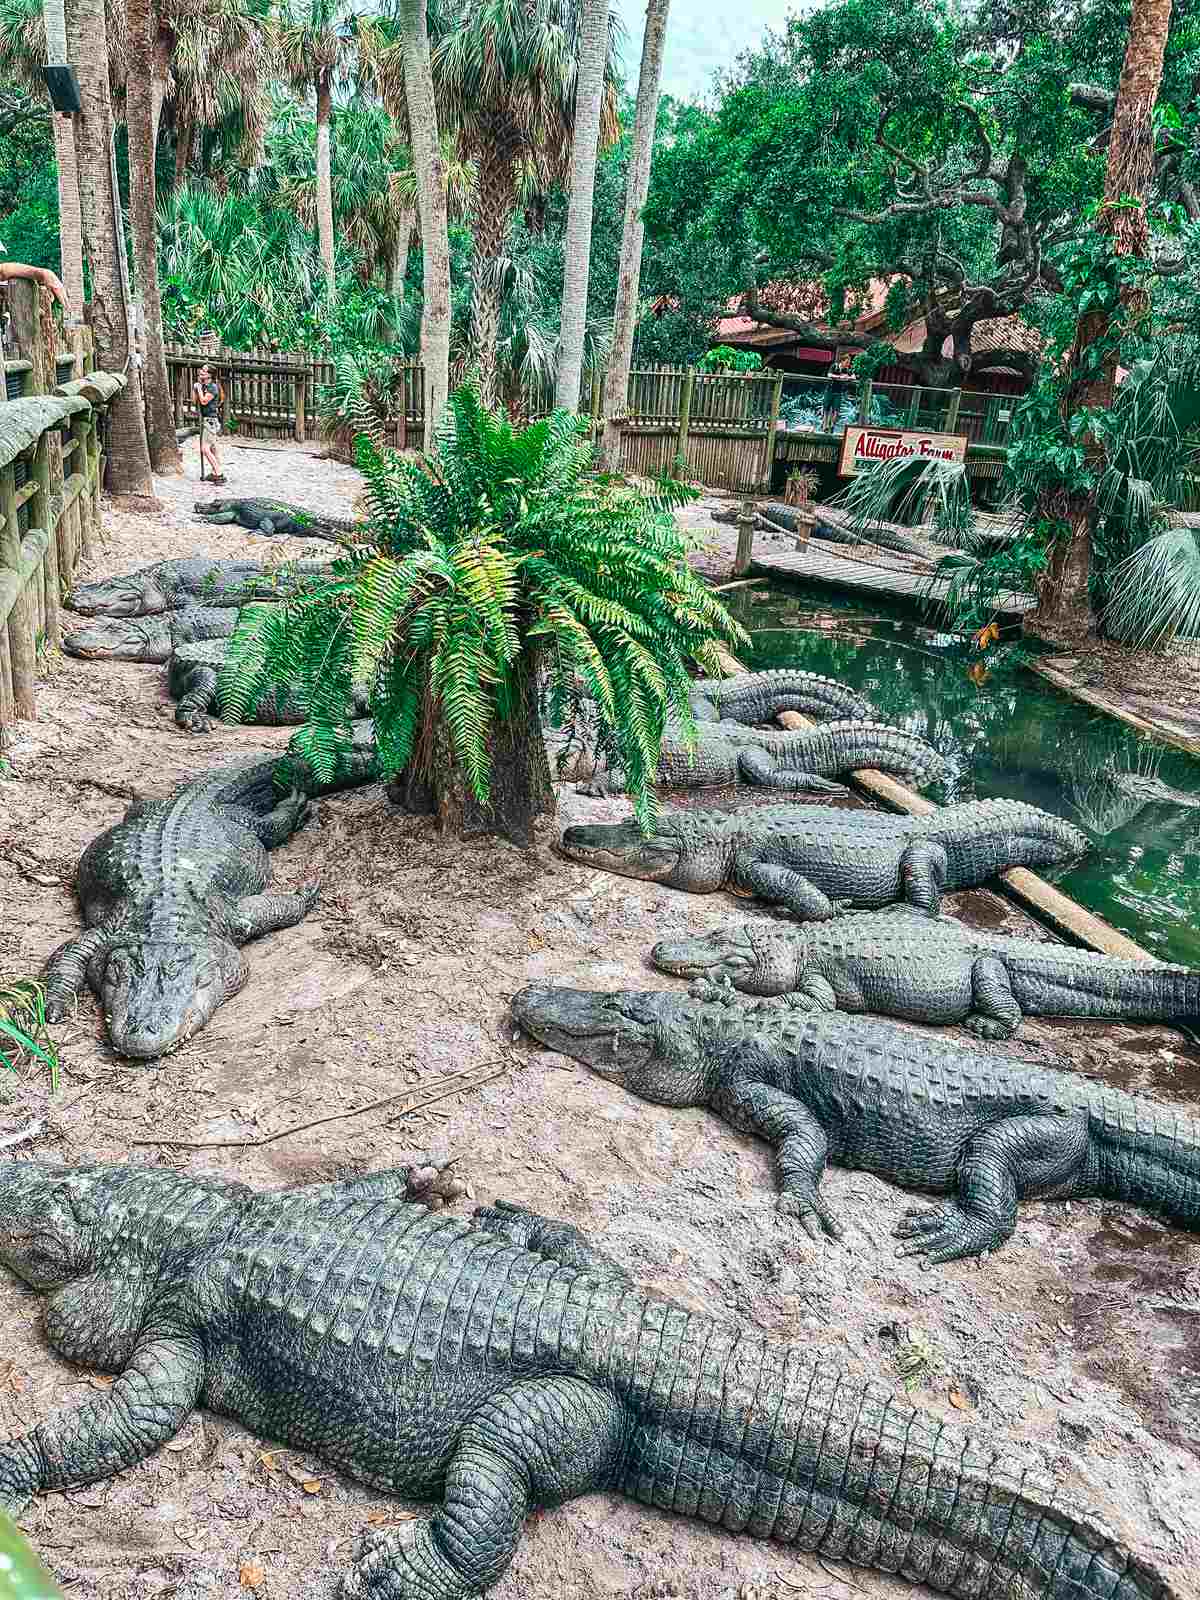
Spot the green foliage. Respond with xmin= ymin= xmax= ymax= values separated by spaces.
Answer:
xmin=220 ymin=388 xmax=744 ymax=828
xmin=0 ymin=978 xmax=58 ymax=1088
xmin=698 ymin=345 xmax=762 ymax=373
xmin=1104 ymin=525 xmax=1200 ymax=648
xmin=0 ymin=120 xmax=59 ymax=272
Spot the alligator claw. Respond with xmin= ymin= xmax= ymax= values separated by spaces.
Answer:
xmin=405 ymin=1155 xmax=469 ymax=1211
xmin=777 ymin=1191 xmax=844 ymax=1240
xmin=892 ymin=1206 xmax=1010 ymax=1264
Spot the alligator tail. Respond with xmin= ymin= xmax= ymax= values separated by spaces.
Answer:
xmin=599 ymin=1297 xmax=1177 ymax=1598
xmin=698 ymin=670 xmax=877 ymax=724
xmin=1008 ymin=950 xmax=1200 ymax=1026
xmin=782 ymin=719 xmax=947 ymax=787
xmin=1088 ymin=1090 xmax=1200 ymax=1231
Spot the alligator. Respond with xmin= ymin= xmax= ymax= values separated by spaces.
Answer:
xmin=194 ymin=496 xmax=359 ymax=543
xmin=574 ymin=719 xmax=946 ymax=795
xmin=168 ymin=638 xmax=371 ymax=732
xmin=0 ymin=1162 xmax=1180 ymax=1600
xmin=39 ymin=759 xmax=333 ymax=1059
xmin=558 ymin=800 xmax=1086 ymax=919
xmin=514 ymin=983 xmax=1200 ymax=1266
xmin=652 ymin=908 xmax=1200 ymax=1039
xmin=713 ymin=501 xmax=939 ymax=560
xmin=63 ymin=606 xmax=241 ymax=663
xmin=687 ymin=669 xmax=875 ymax=724
xmin=65 ymin=556 xmax=331 ymax=617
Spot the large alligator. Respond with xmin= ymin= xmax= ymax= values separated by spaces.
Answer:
xmin=169 ymin=638 xmax=371 ymax=732
xmin=63 ymin=606 xmax=240 ymax=662
xmin=40 ymin=759 xmax=328 ymax=1058
xmin=0 ymin=1162 xmax=1181 ymax=1600
xmin=714 ymin=500 xmax=939 ymax=560
xmin=66 ymin=556 xmax=331 ymax=617
xmin=514 ymin=983 xmax=1200 ymax=1265
xmin=653 ymin=908 xmax=1200 ymax=1038
xmin=687 ymin=669 xmax=875 ymax=724
xmin=558 ymin=800 xmax=1086 ymax=918
xmin=194 ymin=496 xmax=358 ymax=543
xmin=575 ymin=718 xmax=946 ymax=795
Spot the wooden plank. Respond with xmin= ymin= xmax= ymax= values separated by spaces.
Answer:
xmin=707 ymin=641 xmax=1154 ymax=963
xmin=1029 ymin=657 xmax=1200 ymax=758
xmin=748 ymin=542 xmax=1035 ymax=617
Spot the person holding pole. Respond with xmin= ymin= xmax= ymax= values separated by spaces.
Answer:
xmin=192 ymin=364 xmax=227 ymax=484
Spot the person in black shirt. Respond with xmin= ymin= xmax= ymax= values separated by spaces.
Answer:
xmin=192 ymin=363 xmax=227 ymax=484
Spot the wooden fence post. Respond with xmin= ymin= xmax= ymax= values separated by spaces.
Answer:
xmin=0 ymin=465 xmax=37 ymax=720
xmin=858 ymin=377 xmax=873 ymax=425
xmin=29 ymin=433 xmax=61 ymax=648
xmin=674 ymin=366 xmax=695 ymax=478
xmin=589 ymin=366 xmax=603 ymax=446
xmin=295 ymin=370 xmax=308 ymax=443
xmin=733 ymin=498 xmax=756 ymax=577
xmin=760 ymin=369 xmax=785 ymax=492
xmin=944 ymin=387 xmax=962 ymax=433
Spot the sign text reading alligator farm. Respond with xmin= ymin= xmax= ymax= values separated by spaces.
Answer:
xmin=838 ymin=426 xmax=968 ymax=477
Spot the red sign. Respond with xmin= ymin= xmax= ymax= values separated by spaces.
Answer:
xmin=838 ymin=426 xmax=968 ymax=476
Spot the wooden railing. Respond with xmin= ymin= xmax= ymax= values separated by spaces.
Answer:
xmin=0 ymin=280 xmax=124 ymax=745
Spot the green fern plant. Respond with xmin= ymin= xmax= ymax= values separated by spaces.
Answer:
xmin=220 ymin=387 xmax=745 ymax=832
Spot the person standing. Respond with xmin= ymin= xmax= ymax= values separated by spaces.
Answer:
xmin=192 ymin=364 xmax=227 ymax=484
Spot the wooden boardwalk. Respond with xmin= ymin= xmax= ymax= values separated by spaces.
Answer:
xmin=749 ymin=540 xmax=1036 ymax=617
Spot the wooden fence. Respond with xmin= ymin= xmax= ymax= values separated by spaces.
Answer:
xmin=159 ymin=345 xmax=1015 ymax=492
xmin=0 ymin=280 xmax=124 ymax=745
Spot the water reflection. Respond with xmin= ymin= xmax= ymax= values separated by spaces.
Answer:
xmin=726 ymin=582 xmax=1200 ymax=965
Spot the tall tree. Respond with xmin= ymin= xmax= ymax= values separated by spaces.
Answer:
xmin=395 ymin=0 xmax=449 ymax=444
xmin=278 ymin=0 xmax=357 ymax=301
xmin=127 ymin=0 xmax=182 ymax=472
xmin=1036 ymin=0 xmax=1176 ymax=622
xmin=0 ymin=0 xmax=83 ymax=313
xmin=554 ymin=0 xmax=609 ymax=410
xmin=69 ymin=0 xmax=154 ymax=492
xmin=430 ymin=0 xmax=619 ymax=407
xmin=599 ymin=0 xmax=668 ymax=469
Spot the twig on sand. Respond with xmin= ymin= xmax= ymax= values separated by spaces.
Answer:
xmin=131 ymin=1062 xmax=508 ymax=1151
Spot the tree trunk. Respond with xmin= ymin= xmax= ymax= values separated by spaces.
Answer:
xmin=126 ymin=0 xmax=182 ymax=472
xmin=388 ymin=208 xmax=415 ymax=297
xmin=554 ymin=0 xmax=609 ymax=411
xmin=49 ymin=115 xmax=85 ymax=317
xmin=402 ymin=651 xmax=554 ymax=844
xmin=316 ymin=75 xmax=336 ymax=302
xmin=469 ymin=135 xmax=519 ymax=410
xmin=151 ymin=23 xmax=175 ymax=155
xmin=1035 ymin=0 xmax=1173 ymax=625
xmin=397 ymin=0 xmax=450 ymax=446
xmin=70 ymin=0 xmax=154 ymax=494
xmin=599 ymin=0 xmax=669 ymax=471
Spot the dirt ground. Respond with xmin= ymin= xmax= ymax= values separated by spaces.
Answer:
xmin=1 ymin=445 xmax=1198 ymax=1600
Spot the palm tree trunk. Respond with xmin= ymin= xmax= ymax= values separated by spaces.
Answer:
xmin=49 ymin=115 xmax=85 ymax=317
xmin=316 ymin=74 xmax=336 ymax=301
xmin=174 ymin=111 xmax=192 ymax=188
xmin=151 ymin=23 xmax=175 ymax=154
xmin=1035 ymin=0 xmax=1172 ymax=624
xmin=469 ymin=135 xmax=519 ymax=410
xmin=127 ymin=0 xmax=182 ymax=472
xmin=388 ymin=208 xmax=415 ymax=297
xmin=600 ymin=0 xmax=669 ymax=471
xmin=554 ymin=0 xmax=609 ymax=411
xmin=70 ymin=0 xmax=154 ymax=494
xmin=397 ymin=0 xmax=450 ymax=446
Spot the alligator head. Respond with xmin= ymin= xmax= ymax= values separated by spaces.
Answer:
xmin=66 ymin=568 xmax=169 ymax=617
xmin=99 ymin=938 xmax=250 ymax=1058
xmin=512 ymin=985 xmax=712 ymax=1106
xmin=557 ymin=813 xmax=729 ymax=892
xmin=62 ymin=617 xmax=173 ymax=662
xmin=652 ymin=922 xmax=800 ymax=995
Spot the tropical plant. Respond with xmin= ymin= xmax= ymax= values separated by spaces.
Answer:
xmin=426 ymin=0 xmax=622 ymax=407
xmin=277 ymin=0 xmax=360 ymax=301
xmin=1104 ymin=523 xmax=1200 ymax=647
xmin=599 ymin=0 xmax=669 ymax=469
xmin=698 ymin=344 xmax=762 ymax=373
xmin=0 ymin=977 xmax=58 ymax=1086
xmin=219 ymin=387 xmax=743 ymax=842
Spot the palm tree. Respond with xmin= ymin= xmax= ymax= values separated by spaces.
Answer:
xmin=392 ymin=0 xmax=450 ymax=443
xmin=69 ymin=0 xmax=154 ymax=492
xmin=428 ymin=0 xmax=620 ymax=408
xmin=554 ymin=0 xmax=609 ymax=411
xmin=0 ymin=0 xmax=83 ymax=313
xmin=277 ymin=0 xmax=359 ymax=302
xmin=156 ymin=0 xmax=275 ymax=170
xmin=127 ymin=0 xmax=182 ymax=472
xmin=599 ymin=0 xmax=669 ymax=471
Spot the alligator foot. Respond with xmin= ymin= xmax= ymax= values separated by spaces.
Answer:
xmin=962 ymin=1012 xmax=1018 ymax=1041
xmin=473 ymin=1199 xmax=631 ymax=1282
xmin=176 ymin=708 xmax=214 ymax=734
xmin=343 ymin=1523 xmax=469 ymax=1600
xmin=893 ymin=1205 xmax=1010 ymax=1266
xmin=777 ymin=1187 xmax=845 ymax=1241
xmin=405 ymin=1155 xmax=470 ymax=1211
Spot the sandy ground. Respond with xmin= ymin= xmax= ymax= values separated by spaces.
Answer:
xmin=0 ymin=447 xmax=1198 ymax=1600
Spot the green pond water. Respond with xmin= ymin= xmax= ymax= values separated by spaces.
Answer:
xmin=722 ymin=581 xmax=1200 ymax=967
